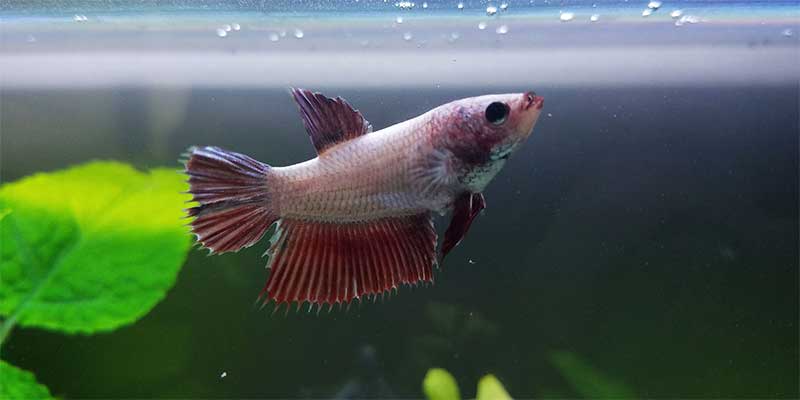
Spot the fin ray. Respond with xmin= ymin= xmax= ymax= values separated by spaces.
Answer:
xmin=291 ymin=88 xmax=372 ymax=155
xmin=263 ymin=214 xmax=436 ymax=306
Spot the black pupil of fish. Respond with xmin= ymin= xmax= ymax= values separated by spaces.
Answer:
xmin=485 ymin=102 xmax=508 ymax=125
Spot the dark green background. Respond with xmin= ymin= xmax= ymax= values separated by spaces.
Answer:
xmin=1 ymin=86 xmax=797 ymax=398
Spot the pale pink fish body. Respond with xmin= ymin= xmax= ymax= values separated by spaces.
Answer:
xmin=184 ymin=89 xmax=544 ymax=307
xmin=270 ymin=116 xmax=433 ymax=222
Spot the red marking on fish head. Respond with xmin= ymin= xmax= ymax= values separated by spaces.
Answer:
xmin=436 ymin=91 xmax=545 ymax=167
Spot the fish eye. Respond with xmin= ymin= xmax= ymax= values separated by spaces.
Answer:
xmin=485 ymin=102 xmax=509 ymax=125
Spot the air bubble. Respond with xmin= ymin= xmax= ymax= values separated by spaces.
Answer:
xmin=500 ymin=3 xmax=508 ymax=11
xmin=559 ymin=12 xmax=574 ymax=22
xmin=782 ymin=28 xmax=794 ymax=37
xmin=216 ymin=28 xmax=228 ymax=38
xmin=222 ymin=24 xmax=232 ymax=32
xmin=486 ymin=5 xmax=498 ymax=16
xmin=422 ymin=2 xmax=428 ymax=8
xmin=403 ymin=32 xmax=413 ymax=41
xmin=670 ymin=9 xmax=683 ymax=18
xmin=457 ymin=2 xmax=464 ymax=10
xmin=269 ymin=32 xmax=280 ymax=42
xmin=647 ymin=1 xmax=662 ymax=10
xmin=73 ymin=14 xmax=88 ymax=22
xmin=674 ymin=14 xmax=700 ymax=26
xmin=590 ymin=14 xmax=599 ymax=22
xmin=642 ymin=8 xmax=653 ymax=17
xmin=232 ymin=23 xmax=241 ymax=31
xmin=396 ymin=16 xmax=404 ymax=24
xmin=293 ymin=29 xmax=304 ymax=39
xmin=495 ymin=24 xmax=508 ymax=34
xmin=449 ymin=32 xmax=461 ymax=42
xmin=478 ymin=21 xmax=487 ymax=30
xmin=396 ymin=1 xmax=415 ymax=9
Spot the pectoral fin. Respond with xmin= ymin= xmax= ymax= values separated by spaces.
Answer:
xmin=440 ymin=192 xmax=486 ymax=263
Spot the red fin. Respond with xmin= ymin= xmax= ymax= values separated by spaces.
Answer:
xmin=290 ymin=88 xmax=372 ymax=155
xmin=261 ymin=214 xmax=437 ymax=306
xmin=440 ymin=192 xmax=486 ymax=262
xmin=184 ymin=146 xmax=278 ymax=253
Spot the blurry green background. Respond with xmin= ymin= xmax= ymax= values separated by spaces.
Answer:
xmin=1 ymin=85 xmax=797 ymax=398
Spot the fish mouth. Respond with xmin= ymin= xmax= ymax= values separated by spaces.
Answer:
xmin=523 ymin=91 xmax=544 ymax=110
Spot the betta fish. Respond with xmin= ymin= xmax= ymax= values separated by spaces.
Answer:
xmin=184 ymin=88 xmax=544 ymax=308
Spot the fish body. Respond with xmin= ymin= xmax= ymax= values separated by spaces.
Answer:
xmin=184 ymin=89 xmax=543 ymax=306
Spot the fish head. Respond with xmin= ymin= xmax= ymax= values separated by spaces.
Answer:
xmin=438 ymin=91 xmax=544 ymax=191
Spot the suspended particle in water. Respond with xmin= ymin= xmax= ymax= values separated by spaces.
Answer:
xmin=216 ymin=28 xmax=228 ymax=38
xmin=279 ymin=30 xmax=287 ymax=37
xmin=495 ymin=24 xmax=508 ymax=34
xmin=223 ymin=24 xmax=232 ymax=32
xmin=269 ymin=32 xmax=280 ymax=42
xmin=220 ymin=372 xmax=227 ymax=378
xmin=670 ymin=9 xmax=683 ymax=18
xmin=642 ymin=8 xmax=653 ymax=17
xmin=448 ymin=32 xmax=461 ymax=43
xmin=590 ymin=14 xmax=600 ymax=22
xmin=232 ymin=23 xmax=241 ymax=31
xmin=500 ymin=3 xmax=508 ymax=11
xmin=457 ymin=2 xmax=464 ymax=10
xmin=647 ymin=1 xmax=662 ymax=10
xmin=781 ymin=28 xmax=794 ymax=37
xmin=293 ymin=29 xmax=304 ymax=39
xmin=468 ymin=259 xmax=477 ymax=265
xmin=26 ymin=35 xmax=37 ymax=43
xmin=486 ymin=5 xmax=498 ymax=16
xmin=422 ymin=1 xmax=428 ymax=8
xmin=478 ymin=21 xmax=487 ymax=30
xmin=396 ymin=16 xmax=404 ymax=24
xmin=559 ymin=12 xmax=574 ymax=22
xmin=547 ymin=112 xmax=553 ymax=117
xmin=403 ymin=31 xmax=413 ymax=41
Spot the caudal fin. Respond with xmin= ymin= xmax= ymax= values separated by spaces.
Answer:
xmin=183 ymin=146 xmax=278 ymax=253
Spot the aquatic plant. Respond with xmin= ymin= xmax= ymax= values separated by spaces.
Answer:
xmin=548 ymin=351 xmax=636 ymax=398
xmin=0 ymin=162 xmax=191 ymax=398
xmin=423 ymin=368 xmax=511 ymax=400
xmin=422 ymin=351 xmax=636 ymax=399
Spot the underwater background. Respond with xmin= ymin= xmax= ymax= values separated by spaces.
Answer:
xmin=1 ymin=0 xmax=798 ymax=398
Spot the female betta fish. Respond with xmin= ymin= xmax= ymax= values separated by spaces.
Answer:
xmin=184 ymin=89 xmax=544 ymax=308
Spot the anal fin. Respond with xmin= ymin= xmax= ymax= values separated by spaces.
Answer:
xmin=262 ymin=214 xmax=437 ymax=306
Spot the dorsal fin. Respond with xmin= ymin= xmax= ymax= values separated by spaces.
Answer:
xmin=290 ymin=88 xmax=372 ymax=155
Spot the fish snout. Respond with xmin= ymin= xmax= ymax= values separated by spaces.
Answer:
xmin=523 ymin=91 xmax=544 ymax=111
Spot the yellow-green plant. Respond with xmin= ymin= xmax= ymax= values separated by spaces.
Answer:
xmin=423 ymin=368 xmax=512 ymax=400
xmin=0 ymin=162 xmax=191 ymax=398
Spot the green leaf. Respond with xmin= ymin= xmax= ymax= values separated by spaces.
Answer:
xmin=423 ymin=368 xmax=461 ymax=400
xmin=550 ymin=351 xmax=636 ymax=399
xmin=0 ymin=360 xmax=53 ymax=399
xmin=476 ymin=374 xmax=512 ymax=400
xmin=0 ymin=162 xmax=191 ymax=336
